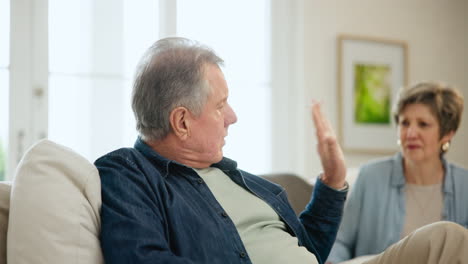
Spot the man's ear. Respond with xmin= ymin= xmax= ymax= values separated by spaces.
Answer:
xmin=169 ymin=107 xmax=191 ymax=140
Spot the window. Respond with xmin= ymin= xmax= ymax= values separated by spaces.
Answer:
xmin=7 ymin=0 xmax=279 ymax=178
xmin=0 ymin=0 xmax=10 ymax=180
xmin=48 ymin=0 xmax=157 ymax=161
xmin=48 ymin=0 xmax=272 ymax=173
xmin=177 ymin=0 xmax=271 ymax=173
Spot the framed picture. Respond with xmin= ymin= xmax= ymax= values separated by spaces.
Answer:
xmin=337 ymin=35 xmax=408 ymax=153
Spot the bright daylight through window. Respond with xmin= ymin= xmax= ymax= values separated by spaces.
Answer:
xmin=47 ymin=0 xmax=271 ymax=174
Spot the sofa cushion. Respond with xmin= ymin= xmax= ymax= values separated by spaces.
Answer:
xmin=7 ymin=139 xmax=103 ymax=264
xmin=0 ymin=182 xmax=11 ymax=264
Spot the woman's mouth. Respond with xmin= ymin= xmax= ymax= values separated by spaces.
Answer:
xmin=406 ymin=144 xmax=420 ymax=150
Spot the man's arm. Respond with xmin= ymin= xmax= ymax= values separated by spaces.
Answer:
xmin=96 ymin=154 xmax=196 ymax=264
xmin=298 ymin=102 xmax=348 ymax=262
xmin=299 ymin=177 xmax=347 ymax=262
xmin=327 ymin=172 xmax=366 ymax=263
xmin=311 ymin=102 xmax=346 ymax=189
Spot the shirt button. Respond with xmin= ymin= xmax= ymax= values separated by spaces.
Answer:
xmin=239 ymin=252 xmax=246 ymax=258
xmin=197 ymin=178 xmax=204 ymax=184
xmin=221 ymin=211 xmax=228 ymax=218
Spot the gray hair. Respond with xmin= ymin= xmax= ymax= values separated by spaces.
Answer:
xmin=132 ymin=37 xmax=224 ymax=141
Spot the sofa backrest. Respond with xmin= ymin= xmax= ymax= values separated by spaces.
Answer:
xmin=260 ymin=173 xmax=314 ymax=215
xmin=6 ymin=139 xmax=103 ymax=264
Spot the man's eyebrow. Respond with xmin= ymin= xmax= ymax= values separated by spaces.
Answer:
xmin=219 ymin=97 xmax=228 ymax=104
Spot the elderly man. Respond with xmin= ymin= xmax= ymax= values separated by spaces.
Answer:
xmin=96 ymin=37 xmax=468 ymax=264
xmin=96 ymin=37 xmax=347 ymax=264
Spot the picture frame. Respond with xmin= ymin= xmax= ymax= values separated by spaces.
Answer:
xmin=337 ymin=35 xmax=408 ymax=153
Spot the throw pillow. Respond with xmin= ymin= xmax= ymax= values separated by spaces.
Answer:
xmin=7 ymin=139 xmax=103 ymax=264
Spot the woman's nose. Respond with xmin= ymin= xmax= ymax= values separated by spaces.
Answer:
xmin=406 ymin=126 xmax=417 ymax=138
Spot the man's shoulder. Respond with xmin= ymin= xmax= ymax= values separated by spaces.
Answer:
xmin=93 ymin=147 xmax=161 ymax=178
xmin=95 ymin=147 xmax=143 ymax=167
xmin=95 ymin=147 xmax=168 ymax=189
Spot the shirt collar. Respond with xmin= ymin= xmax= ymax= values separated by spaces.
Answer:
xmin=391 ymin=152 xmax=405 ymax=187
xmin=441 ymin=155 xmax=453 ymax=194
xmin=134 ymin=137 xmax=238 ymax=177
xmin=211 ymin=157 xmax=238 ymax=172
xmin=134 ymin=137 xmax=173 ymax=177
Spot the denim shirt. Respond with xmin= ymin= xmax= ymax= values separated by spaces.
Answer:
xmin=96 ymin=138 xmax=347 ymax=264
xmin=327 ymin=152 xmax=468 ymax=263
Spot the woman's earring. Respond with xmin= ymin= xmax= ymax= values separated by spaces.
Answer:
xmin=442 ymin=141 xmax=450 ymax=152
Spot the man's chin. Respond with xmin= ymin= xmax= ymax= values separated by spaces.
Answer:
xmin=214 ymin=153 xmax=224 ymax=162
xmin=210 ymin=150 xmax=224 ymax=164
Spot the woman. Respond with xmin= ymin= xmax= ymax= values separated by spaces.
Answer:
xmin=327 ymin=82 xmax=468 ymax=263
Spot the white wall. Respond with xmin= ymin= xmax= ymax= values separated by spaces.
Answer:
xmin=300 ymin=0 xmax=468 ymax=178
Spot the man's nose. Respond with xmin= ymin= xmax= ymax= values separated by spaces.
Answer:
xmin=225 ymin=104 xmax=237 ymax=126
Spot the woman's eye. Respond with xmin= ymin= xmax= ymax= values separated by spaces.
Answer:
xmin=419 ymin=122 xmax=428 ymax=127
xmin=400 ymin=120 xmax=409 ymax=126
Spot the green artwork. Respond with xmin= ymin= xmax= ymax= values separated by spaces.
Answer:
xmin=354 ymin=64 xmax=392 ymax=124
xmin=0 ymin=141 xmax=5 ymax=181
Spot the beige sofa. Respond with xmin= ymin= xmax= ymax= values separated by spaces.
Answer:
xmin=260 ymin=173 xmax=314 ymax=215
xmin=0 ymin=140 xmax=103 ymax=264
xmin=0 ymin=140 xmax=320 ymax=263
